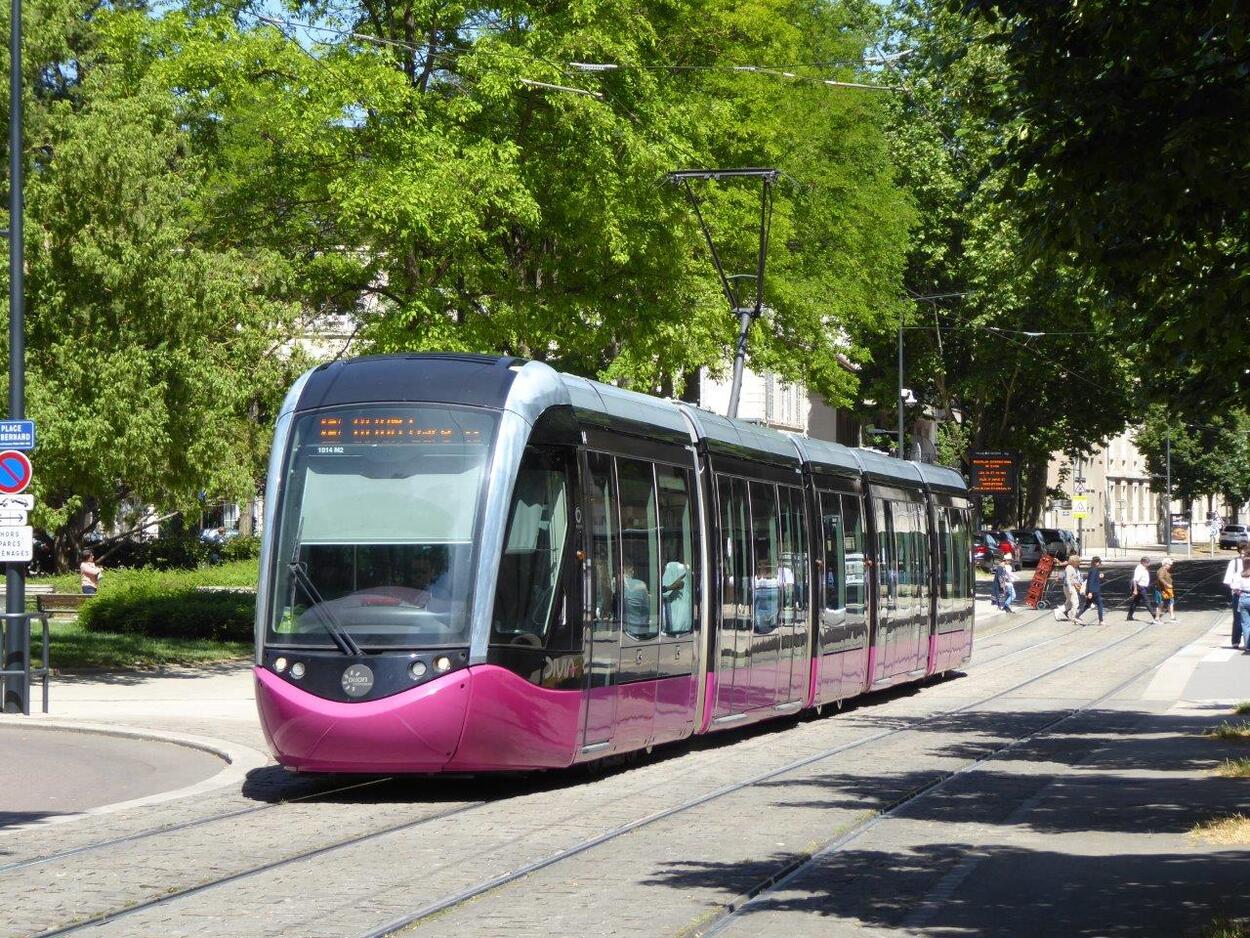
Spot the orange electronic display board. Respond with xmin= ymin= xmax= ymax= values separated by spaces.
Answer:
xmin=969 ymin=451 xmax=1018 ymax=495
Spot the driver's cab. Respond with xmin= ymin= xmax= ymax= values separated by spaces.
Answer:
xmin=485 ymin=408 xmax=585 ymax=689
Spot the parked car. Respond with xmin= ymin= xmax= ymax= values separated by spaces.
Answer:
xmin=986 ymin=529 xmax=1021 ymax=569
xmin=1034 ymin=528 xmax=1075 ymax=561
xmin=1010 ymin=529 xmax=1047 ymax=567
xmin=973 ymin=532 xmax=1004 ymax=572
xmin=1219 ymin=524 xmax=1250 ymax=550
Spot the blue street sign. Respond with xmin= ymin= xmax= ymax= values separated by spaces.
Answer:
xmin=0 ymin=420 xmax=34 ymax=450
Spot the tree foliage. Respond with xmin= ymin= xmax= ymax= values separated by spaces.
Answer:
xmin=958 ymin=0 xmax=1250 ymax=414
xmin=142 ymin=0 xmax=912 ymax=402
xmin=2 ymin=0 xmax=306 ymax=566
xmin=863 ymin=0 xmax=1135 ymax=524
xmin=1136 ymin=406 xmax=1250 ymax=515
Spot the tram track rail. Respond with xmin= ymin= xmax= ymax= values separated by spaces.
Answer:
xmin=696 ymin=609 xmax=1222 ymax=937
xmin=353 ymin=564 xmax=1226 ymax=938
xmin=21 ymin=563 xmax=1222 ymax=938
xmin=0 ymin=563 xmax=1096 ymax=877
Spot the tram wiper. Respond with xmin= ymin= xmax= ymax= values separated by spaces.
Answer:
xmin=287 ymin=522 xmax=362 ymax=657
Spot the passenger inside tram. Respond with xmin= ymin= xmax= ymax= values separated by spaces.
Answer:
xmin=753 ymin=559 xmax=780 ymax=633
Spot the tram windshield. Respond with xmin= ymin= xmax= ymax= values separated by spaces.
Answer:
xmin=267 ymin=404 xmax=497 ymax=649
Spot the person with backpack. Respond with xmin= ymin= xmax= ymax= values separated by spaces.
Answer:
xmin=1074 ymin=556 xmax=1105 ymax=625
xmin=1127 ymin=556 xmax=1160 ymax=624
xmin=1157 ymin=557 xmax=1176 ymax=622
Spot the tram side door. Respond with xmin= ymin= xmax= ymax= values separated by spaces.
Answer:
xmin=582 ymin=451 xmax=619 ymax=750
xmin=614 ymin=458 xmax=661 ymax=751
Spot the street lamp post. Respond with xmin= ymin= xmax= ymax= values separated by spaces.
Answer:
xmin=3 ymin=0 xmax=26 ymax=713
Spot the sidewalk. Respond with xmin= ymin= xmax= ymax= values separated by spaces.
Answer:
xmin=0 ymin=662 xmax=269 ymax=830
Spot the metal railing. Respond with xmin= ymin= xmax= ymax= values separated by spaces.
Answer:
xmin=0 ymin=611 xmax=49 ymax=714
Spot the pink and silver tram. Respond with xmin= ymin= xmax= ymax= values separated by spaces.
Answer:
xmin=254 ymin=355 xmax=974 ymax=773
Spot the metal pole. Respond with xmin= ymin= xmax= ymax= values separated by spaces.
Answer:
xmin=896 ymin=311 xmax=904 ymax=459
xmin=726 ymin=308 xmax=753 ymax=419
xmin=1165 ymin=428 xmax=1172 ymax=557
xmin=3 ymin=0 xmax=25 ymax=714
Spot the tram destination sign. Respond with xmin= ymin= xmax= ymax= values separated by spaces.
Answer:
xmin=969 ymin=451 xmax=1018 ymax=496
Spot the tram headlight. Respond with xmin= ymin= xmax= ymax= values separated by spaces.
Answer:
xmin=409 ymin=660 xmax=428 ymax=680
xmin=274 ymin=657 xmax=288 ymax=674
xmin=290 ymin=661 xmax=306 ymax=679
xmin=434 ymin=656 xmax=452 ymax=673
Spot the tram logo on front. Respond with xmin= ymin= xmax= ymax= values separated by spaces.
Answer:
xmin=341 ymin=664 xmax=375 ymax=698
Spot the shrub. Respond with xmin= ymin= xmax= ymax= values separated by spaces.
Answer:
xmin=81 ymin=587 xmax=255 ymax=642
xmin=76 ymin=561 xmax=259 ymax=643
xmin=134 ymin=530 xmax=211 ymax=570
xmin=221 ymin=534 xmax=261 ymax=563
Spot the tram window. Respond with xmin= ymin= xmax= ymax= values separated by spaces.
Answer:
xmin=779 ymin=486 xmax=807 ymax=622
xmin=617 ymin=458 xmax=660 ymax=640
xmin=587 ymin=452 xmax=619 ymax=638
xmin=491 ymin=447 xmax=570 ymax=645
xmin=844 ymin=496 xmax=865 ymax=615
xmin=821 ymin=492 xmax=843 ymax=612
xmin=949 ymin=508 xmax=972 ymax=599
xmin=657 ymin=465 xmax=695 ymax=636
xmin=750 ymin=482 xmax=781 ymax=634
xmin=720 ymin=475 xmax=751 ymax=633
xmin=937 ymin=508 xmax=954 ymax=599
xmin=876 ymin=500 xmax=897 ymax=612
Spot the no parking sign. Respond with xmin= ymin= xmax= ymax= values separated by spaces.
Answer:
xmin=0 ymin=450 xmax=32 ymax=495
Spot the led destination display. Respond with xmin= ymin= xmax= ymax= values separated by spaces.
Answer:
xmin=969 ymin=451 xmax=1018 ymax=495
xmin=317 ymin=415 xmax=484 ymax=445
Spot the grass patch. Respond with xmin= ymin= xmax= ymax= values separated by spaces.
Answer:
xmin=33 ymin=618 xmax=249 ymax=670
xmin=1216 ymin=758 xmax=1250 ymax=778
xmin=1192 ymin=814 xmax=1250 ymax=846
xmin=1200 ymin=918 xmax=1249 ymax=938
xmin=1234 ymin=702 xmax=1250 ymax=716
xmin=1204 ymin=721 xmax=1250 ymax=742
xmin=29 ymin=558 xmax=259 ymax=594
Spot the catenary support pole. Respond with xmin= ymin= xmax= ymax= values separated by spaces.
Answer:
xmin=896 ymin=310 xmax=904 ymax=459
xmin=1165 ymin=428 xmax=1172 ymax=556
xmin=3 ymin=0 xmax=25 ymax=714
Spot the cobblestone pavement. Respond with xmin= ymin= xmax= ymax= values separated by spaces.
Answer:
xmin=0 ymin=560 xmax=1238 ymax=938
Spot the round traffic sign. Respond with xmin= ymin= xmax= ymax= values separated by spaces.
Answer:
xmin=0 ymin=450 xmax=32 ymax=494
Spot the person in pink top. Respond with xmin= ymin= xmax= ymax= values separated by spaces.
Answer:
xmin=80 ymin=551 xmax=102 ymax=595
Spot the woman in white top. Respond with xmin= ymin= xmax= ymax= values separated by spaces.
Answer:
xmin=1235 ymin=558 xmax=1250 ymax=652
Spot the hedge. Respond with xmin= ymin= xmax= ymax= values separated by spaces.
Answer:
xmin=76 ymin=561 xmax=259 ymax=643
xmin=79 ymin=589 xmax=255 ymax=643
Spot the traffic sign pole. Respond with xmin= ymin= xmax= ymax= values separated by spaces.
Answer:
xmin=4 ymin=0 xmax=27 ymax=715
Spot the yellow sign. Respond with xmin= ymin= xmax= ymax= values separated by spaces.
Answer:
xmin=1072 ymin=495 xmax=1089 ymax=519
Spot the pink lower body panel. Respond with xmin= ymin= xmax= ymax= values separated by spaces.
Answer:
xmin=254 ymin=666 xmax=471 ymax=774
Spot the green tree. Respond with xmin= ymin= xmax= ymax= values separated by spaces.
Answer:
xmin=958 ymin=0 xmax=1250 ymax=415
xmin=863 ymin=0 xmax=1135 ymax=524
xmin=142 ymin=0 xmax=912 ymax=404
xmin=2 ymin=2 xmax=305 ymax=566
xmin=1136 ymin=407 xmax=1250 ymax=521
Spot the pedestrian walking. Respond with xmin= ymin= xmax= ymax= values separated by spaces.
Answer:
xmin=79 ymin=550 xmax=102 ymax=596
xmin=1075 ymin=556 xmax=1106 ymax=625
xmin=1157 ymin=557 xmax=1176 ymax=621
xmin=1224 ymin=544 xmax=1250 ymax=647
xmin=1235 ymin=558 xmax=1250 ymax=654
xmin=1127 ymin=555 xmax=1160 ymax=624
xmin=1062 ymin=555 xmax=1083 ymax=621
xmin=994 ymin=557 xmax=1016 ymax=613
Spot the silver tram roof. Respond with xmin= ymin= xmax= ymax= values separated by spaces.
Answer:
xmin=283 ymin=354 xmax=966 ymax=496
